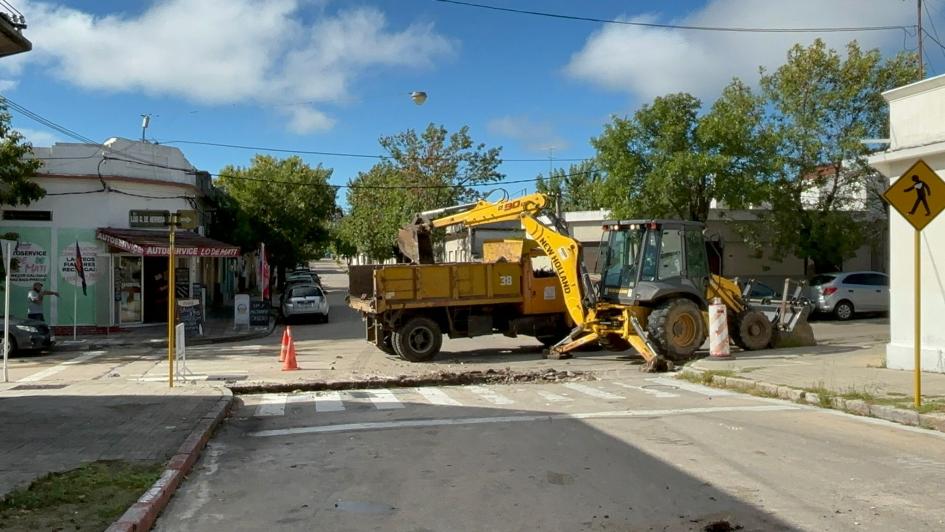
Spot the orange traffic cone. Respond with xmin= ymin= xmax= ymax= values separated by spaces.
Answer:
xmin=282 ymin=333 xmax=300 ymax=371
xmin=279 ymin=327 xmax=290 ymax=362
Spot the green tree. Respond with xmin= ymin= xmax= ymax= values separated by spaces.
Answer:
xmin=343 ymin=124 xmax=503 ymax=261
xmin=591 ymin=81 xmax=771 ymax=222
xmin=0 ymin=103 xmax=45 ymax=207
xmin=535 ymin=160 xmax=605 ymax=212
xmin=759 ymin=39 xmax=918 ymax=272
xmin=216 ymin=155 xmax=337 ymax=270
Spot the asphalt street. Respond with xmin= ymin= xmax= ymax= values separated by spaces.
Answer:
xmin=156 ymin=376 xmax=945 ymax=532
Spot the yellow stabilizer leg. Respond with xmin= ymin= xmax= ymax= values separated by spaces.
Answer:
xmin=548 ymin=331 xmax=600 ymax=359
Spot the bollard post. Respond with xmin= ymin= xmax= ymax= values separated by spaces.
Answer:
xmin=708 ymin=297 xmax=734 ymax=360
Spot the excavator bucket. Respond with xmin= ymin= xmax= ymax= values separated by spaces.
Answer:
xmin=770 ymin=305 xmax=816 ymax=348
xmin=397 ymin=224 xmax=435 ymax=264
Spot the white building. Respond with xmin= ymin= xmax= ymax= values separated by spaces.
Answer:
xmin=1 ymin=138 xmax=240 ymax=331
xmin=869 ymin=75 xmax=945 ymax=373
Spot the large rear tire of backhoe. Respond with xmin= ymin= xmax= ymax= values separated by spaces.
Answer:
xmin=647 ymin=298 xmax=706 ymax=361
xmin=731 ymin=310 xmax=773 ymax=351
xmin=392 ymin=317 xmax=443 ymax=362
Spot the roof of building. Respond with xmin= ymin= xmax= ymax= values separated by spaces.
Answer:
xmin=29 ymin=138 xmax=198 ymax=187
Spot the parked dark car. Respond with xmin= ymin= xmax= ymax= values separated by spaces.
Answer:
xmin=1 ymin=316 xmax=54 ymax=355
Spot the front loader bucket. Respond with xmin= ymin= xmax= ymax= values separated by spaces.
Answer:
xmin=397 ymin=225 xmax=435 ymax=264
xmin=770 ymin=306 xmax=816 ymax=348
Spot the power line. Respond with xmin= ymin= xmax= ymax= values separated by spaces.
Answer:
xmin=102 ymin=152 xmax=600 ymax=190
xmin=922 ymin=27 xmax=945 ymax=54
xmin=158 ymin=139 xmax=589 ymax=162
xmin=7 ymin=98 xmax=592 ymax=165
xmin=431 ymin=0 xmax=912 ymax=33
xmin=9 ymin=98 xmax=595 ymax=190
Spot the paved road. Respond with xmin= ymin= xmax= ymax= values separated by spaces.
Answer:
xmin=156 ymin=376 xmax=945 ymax=531
xmin=0 ymin=261 xmax=892 ymax=387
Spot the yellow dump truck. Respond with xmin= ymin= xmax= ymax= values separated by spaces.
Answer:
xmin=347 ymin=240 xmax=571 ymax=361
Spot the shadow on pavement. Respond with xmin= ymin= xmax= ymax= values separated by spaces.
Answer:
xmin=0 ymin=388 xmax=222 ymax=499
xmin=157 ymin=396 xmax=802 ymax=531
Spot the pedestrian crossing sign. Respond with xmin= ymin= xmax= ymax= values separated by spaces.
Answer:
xmin=884 ymin=159 xmax=945 ymax=231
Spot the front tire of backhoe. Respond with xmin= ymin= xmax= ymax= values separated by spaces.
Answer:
xmin=392 ymin=317 xmax=443 ymax=362
xmin=731 ymin=310 xmax=773 ymax=351
xmin=647 ymin=298 xmax=706 ymax=361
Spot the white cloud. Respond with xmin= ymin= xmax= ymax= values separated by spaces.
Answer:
xmin=282 ymin=106 xmax=335 ymax=134
xmin=14 ymin=127 xmax=59 ymax=146
xmin=566 ymin=0 xmax=914 ymax=102
xmin=16 ymin=0 xmax=455 ymax=133
xmin=487 ymin=115 xmax=568 ymax=152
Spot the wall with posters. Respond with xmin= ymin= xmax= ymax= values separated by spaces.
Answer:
xmin=6 ymin=227 xmax=52 ymax=320
xmin=56 ymin=228 xmax=104 ymax=327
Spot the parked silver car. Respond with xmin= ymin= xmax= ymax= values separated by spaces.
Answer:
xmin=1 ymin=315 xmax=54 ymax=355
xmin=281 ymin=284 xmax=330 ymax=323
xmin=809 ymin=271 xmax=889 ymax=320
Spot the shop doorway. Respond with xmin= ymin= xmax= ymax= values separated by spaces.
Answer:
xmin=115 ymin=255 xmax=143 ymax=324
xmin=143 ymin=256 xmax=169 ymax=323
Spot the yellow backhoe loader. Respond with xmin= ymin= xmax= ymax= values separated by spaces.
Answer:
xmin=400 ymin=192 xmax=815 ymax=370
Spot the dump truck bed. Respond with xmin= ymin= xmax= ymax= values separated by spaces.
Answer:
xmin=348 ymin=261 xmax=526 ymax=315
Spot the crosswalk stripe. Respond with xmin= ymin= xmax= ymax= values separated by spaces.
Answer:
xmin=255 ymin=394 xmax=287 ymax=417
xmin=562 ymin=382 xmax=623 ymax=400
xmin=646 ymin=377 xmax=735 ymax=397
xmin=285 ymin=393 xmax=316 ymax=413
xmin=415 ymin=387 xmax=461 ymax=406
xmin=537 ymin=390 xmax=572 ymax=403
xmin=612 ymin=382 xmax=680 ymax=398
xmin=315 ymin=391 xmax=345 ymax=412
xmin=467 ymin=385 xmax=514 ymax=405
xmin=366 ymin=389 xmax=404 ymax=410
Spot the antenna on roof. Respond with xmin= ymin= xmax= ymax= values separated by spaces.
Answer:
xmin=140 ymin=114 xmax=152 ymax=142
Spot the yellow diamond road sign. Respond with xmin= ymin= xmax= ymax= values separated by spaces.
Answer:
xmin=884 ymin=159 xmax=945 ymax=231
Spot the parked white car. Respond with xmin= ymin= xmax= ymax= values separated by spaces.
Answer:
xmin=281 ymin=284 xmax=330 ymax=323
xmin=809 ymin=271 xmax=889 ymax=320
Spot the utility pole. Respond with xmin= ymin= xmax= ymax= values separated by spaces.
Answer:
xmin=167 ymin=213 xmax=177 ymax=387
xmin=919 ymin=0 xmax=925 ymax=79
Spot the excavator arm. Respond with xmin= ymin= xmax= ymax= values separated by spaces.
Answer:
xmin=401 ymin=192 xmax=592 ymax=327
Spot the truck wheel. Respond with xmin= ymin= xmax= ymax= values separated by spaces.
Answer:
xmin=393 ymin=317 xmax=442 ymax=362
xmin=379 ymin=332 xmax=397 ymax=356
xmin=647 ymin=298 xmax=706 ymax=361
xmin=731 ymin=310 xmax=773 ymax=350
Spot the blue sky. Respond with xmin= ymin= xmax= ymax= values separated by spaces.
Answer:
xmin=5 ymin=0 xmax=939 ymax=204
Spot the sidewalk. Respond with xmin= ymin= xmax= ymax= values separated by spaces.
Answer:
xmin=690 ymin=343 xmax=945 ymax=397
xmin=53 ymin=315 xmax=275 ymax=352
xmin=685 ymin=342 xmax=945 ymax=432
xmin=0 ymin=381 xmax=232 ymax=499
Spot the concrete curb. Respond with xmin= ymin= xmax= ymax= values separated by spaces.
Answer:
xmin=52 ymin=321 xmax=277 ymax=352
xmin=229 ymin=368 xmax=591 ymax=395
xmin=679 ymin=366 xmax=945 ymax=435
xmin=105 ymin=388 xmax=235 ymax=532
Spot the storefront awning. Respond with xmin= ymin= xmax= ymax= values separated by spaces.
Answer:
xmin=96 ymin=228 xmax=241 ymax=257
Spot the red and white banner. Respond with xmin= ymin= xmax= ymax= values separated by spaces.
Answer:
xmin=260 ymin=242 xmax=271 ymax=300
